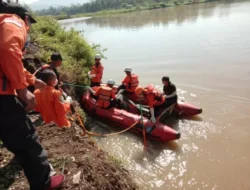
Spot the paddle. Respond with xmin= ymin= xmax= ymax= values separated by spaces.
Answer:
xmin=139 ymin=101 xmax=147 ymax=150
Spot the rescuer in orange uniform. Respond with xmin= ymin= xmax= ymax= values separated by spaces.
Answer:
xmin=117 ymin=66 xmax=139 ymax=95
xmin=0 ymin=2 xmax=65 ymax=190
xmin=34 ymin=70 xmax=72 ymax=128
xmin=88 ymin=79 xmax=117 ymax=109
xmin=135 ymin=84 xmax=165 ymax=123
xmin=88 ymin=54 xmax=104 ymax=87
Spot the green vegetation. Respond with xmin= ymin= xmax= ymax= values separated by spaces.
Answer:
xmin=30 ymin=16 xmax=99 ymax=96
xmin=36 ymin=0 xmax=218 ymax=18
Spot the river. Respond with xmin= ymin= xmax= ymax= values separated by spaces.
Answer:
xmin=60 ymin=1 xmax=250 ymax=189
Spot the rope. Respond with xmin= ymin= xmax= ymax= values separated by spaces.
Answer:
xmin=65 ymin=84 xmax=147 ymax=145
xmin=73 ymin=105 xmax=139 ymax=137
xmin=63 ymin=83 xmax=89 ymax=88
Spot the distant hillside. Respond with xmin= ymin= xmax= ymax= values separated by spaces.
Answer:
xmin=35 ymin=0 xmax=218 ymax=16
xmin=30 ymin=0 xmax=89 ymax=10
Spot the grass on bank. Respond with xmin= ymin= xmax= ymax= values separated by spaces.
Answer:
xmin=30 ymin=16 xmax=98 ymax=96
xmin=54 ymin=0 xmax=217 ymax=20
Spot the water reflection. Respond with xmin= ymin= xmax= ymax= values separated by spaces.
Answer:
xmin=61 ymin=1 xmax=243 ymax=30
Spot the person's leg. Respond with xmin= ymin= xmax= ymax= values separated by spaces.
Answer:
xmin=154 ymin=105 xmax=162 ymax=117
xmin=106 ymin=99 xmax=116 ymax=109
xmin=164 ymin=96 xmax=178 ymax=108
xmin=90 ymin=82 xmax=95 ymax=87
xmin=0 ymin=95 xmax=51 ymax=190
xmin=155 ymin=97 xmax=178 ymax=120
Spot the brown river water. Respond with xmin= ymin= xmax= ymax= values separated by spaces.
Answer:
xmin=60 ymin=1 xmax=250 ymax=189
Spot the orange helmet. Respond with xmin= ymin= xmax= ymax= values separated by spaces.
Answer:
xmin=135 ymin=87 xmax=144 ymax=96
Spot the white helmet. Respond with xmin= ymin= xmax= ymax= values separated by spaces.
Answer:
xmin=124 ymin=66 xmax=132 ymax=72
xmin=107 ymin=79 xmax=115 ymax=85
xmin=95 ymin=54 xmax=101 ymax=59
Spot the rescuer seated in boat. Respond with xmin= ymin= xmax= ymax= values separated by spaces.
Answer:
xmin=135 ymin=85 xmax=166 ymax=123
xmin=34 ymin=69 xmax=73 ymax=128
xmin=88 ymin=79 xmax=119 ymax=109
xmin=162 ymin=76 xmax=178 ymax=108
xmin=88 ymin=54 xmax=104 ymax=87
xmin=117 ymin=66 xmax=139 ymax=95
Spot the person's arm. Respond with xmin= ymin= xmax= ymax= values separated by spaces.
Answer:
xmin=165 ymin=85 xmax=177 ymax=99
xmin=24 ymin=69 xmax=46 ymax=90
xmin=1 ymin=45 xmax=28 ymax=91
xmin=34 ymin=90 xmax=41 ymax=112
xmin=1 ymin=27 xmax=36 ymax=110
xmin=24 ymin=69 xmax=36 ymax=85
xmin=111 ymin=90 xmax=116 ymax=100
xmin=88 ymin=86 xmax=98 ymax=96
xmin=150 ymin=108 xmax=156 ymax=123
xmin=122 ymin=76 xmax=129 ymax=85
xmin=116 ymin=89 xmax=124 ymax=97
xmin=54 ymin=91 xmax=70 ymax=116
xmin=165 ymin=91 xmax=177 ymax=99
xmin=95 ymin=66 xmax=103 ymax=81
xmin=33 ymin=67 xmax=42 ymax=77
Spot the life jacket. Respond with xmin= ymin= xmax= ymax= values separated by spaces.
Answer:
xmin=145 ymin=84 xmax=165 ymax=106
xmin=127 ymin=74 xmax=139 ymax=92
xmin=97 ymin=86 xmax=112 ymax=108
xmin=90 ymin=63 xmax=103 ymax=83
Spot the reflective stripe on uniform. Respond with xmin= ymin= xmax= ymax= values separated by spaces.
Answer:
xmin=3 ymin=18 xmax=22 ymax=27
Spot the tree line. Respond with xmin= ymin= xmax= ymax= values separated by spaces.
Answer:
xmin=36 ymin=0 xmax=210 ymax=16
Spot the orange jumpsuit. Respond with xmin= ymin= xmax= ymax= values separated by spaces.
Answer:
xmin=34 ymin=86 xmax=71 ymax=127
xmin=90 ymin=64 xmax=104 ymax=83
xmin=0 ymin=14 xmax=35 ymax=95
xmin=143 ymin=88 xmax=165 ymax=108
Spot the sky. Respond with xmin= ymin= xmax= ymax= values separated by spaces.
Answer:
xmin=12 ymin=0 xmax=89 ymax=10
xmin=19 ymin=0 xmax=38 ymax=4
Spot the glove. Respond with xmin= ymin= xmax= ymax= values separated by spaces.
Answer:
xmin=89 ymin=74 xmax=96 ymax=79
xmin=150 ymin=116 xmax=156 ymax=123
xmin=87 ymin=72 xmax=91 ymax=78
xmin=66 ymin=96 xmax=73 ymax=104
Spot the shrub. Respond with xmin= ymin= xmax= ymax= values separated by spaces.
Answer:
xmin=30 ymin=16 xmax=97 ymax=97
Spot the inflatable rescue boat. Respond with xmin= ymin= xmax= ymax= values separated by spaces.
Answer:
xmin=81 ymin=93 xmax=181 ymax=142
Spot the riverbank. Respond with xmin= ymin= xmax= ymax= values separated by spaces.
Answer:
xmin=0 ymin=16 xmax=137 ymax=189
xmin=0 ymin=114 xmax=137 ymax=189
xmin=55 ymin=0 xmax=218 ymax=20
